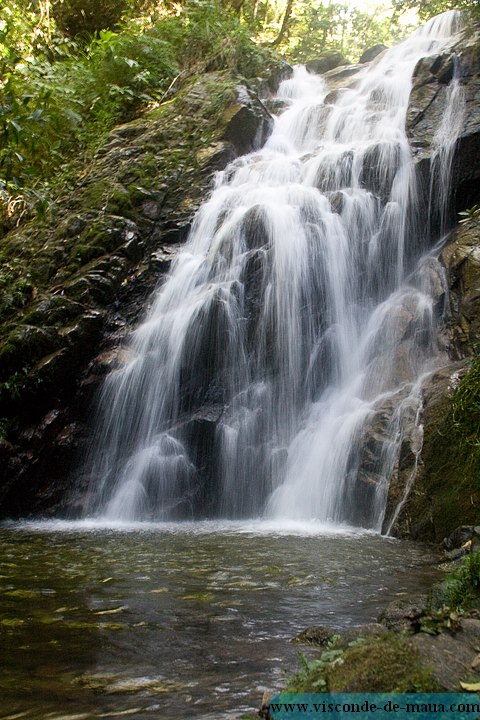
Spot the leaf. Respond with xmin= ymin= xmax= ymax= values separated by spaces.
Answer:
xmin=29 ymin=109 xmax=44 ymax=121
xmin=460 ymin=681 xmax=480 ymax=691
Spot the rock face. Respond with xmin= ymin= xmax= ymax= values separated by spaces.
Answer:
xmin=408 ymin=29 xmax=480 ymax=229
xmin=386 ymin=219 xmax=480 ymax=540
xmin=0 ymin=70 xmax=274 ymax=518
xmin=377 ymin=22 xmax=480 ymax=540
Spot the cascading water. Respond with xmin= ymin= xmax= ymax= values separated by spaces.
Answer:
xmin=85 ymin=12 xmax=465 ymax=529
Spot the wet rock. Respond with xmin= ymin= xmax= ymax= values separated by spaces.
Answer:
xmin=263 ymin=98 xmax=289 ymax=115
xmin=223 ymin=85 xmax=272 ymax=156
xmin=323 ymin=64 xmax=363 ymax=84
xmin=293 ymin=625 xmax=338 ymax=646
xmin=195 ymin=141 xmax=235 ymax=171
xmin=408 ymin=29 xmax=480 ymax=229
xmin=306 ymin=52 xmax=347 ymax=75
xmin=180 ymin=404 xmax=225 ymax=516
xmin=257 ymin=61 xmax=293 ymax=95
xmin=242 ymin=204 xmax=270 ymax=250
xmin=444 ymin=543 xmax=473 ymax=561
xmin=379 ymin=596 xmax=427 ymax=633
xmin=326 ymin=191 xmax=344 ymax=214
xmin=23 ymin=296 xmax=85 ymax=326
xmin=312 ymin=149 xmax=353 ymax=192
xmin=149 ymin=244 xmax=181 ymax=272
xmin=64 ymin=214 xmax=87 ymax=237
xmin=360 ymin=141 xmax=401 ymax=201
xmin=443 ymin=525 xmax=477 ymax=551
xmin=441 ymin=218 xmax=480 ymax=353
xmin=387 ymin=361 xmax=469 ymax=540
xmin=359 ymin=44 xmax=387 ymax=64
xmin=0 ymin=325 xmax=62 ymax=383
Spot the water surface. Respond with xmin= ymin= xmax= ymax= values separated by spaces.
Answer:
xmin=0 ymin=521 xmax=441 ymax=719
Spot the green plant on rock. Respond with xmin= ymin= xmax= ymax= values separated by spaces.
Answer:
xmin=459 ymin=204 xmax=480 ymax=225
xmin=286 ymin=635 xmax=440 ymax=693
xmin=451 ymin=355 xmax=480 ymax=474
xmin=443 ymin=550 xmax=480 ymax=610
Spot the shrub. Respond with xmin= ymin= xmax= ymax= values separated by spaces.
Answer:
xmin=52 ymin=0 xmax=128 ymax=39
xmin=444 ymin=551 xmax=480 ymax=610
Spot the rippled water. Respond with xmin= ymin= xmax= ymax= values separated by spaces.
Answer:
xmin=0 ymin=522 xmax=440 ymax=719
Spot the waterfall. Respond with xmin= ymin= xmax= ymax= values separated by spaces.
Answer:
xmin=85 ymin=12 xmax=464 ymax=529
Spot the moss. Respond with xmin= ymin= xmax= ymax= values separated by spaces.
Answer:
xmin=287 ymin=635 xmax=441 ymax=695
xmin=0 ymin=325 xmax=60 ymax=371
xmin=419 ymin=358 xmax=480 ymax=539
xmin=72 ymin=244 xmax=105 ymax=264
xmin=23 ymin=296 xmax=84 ymax=326
xmin=328 ymin=637 xmax=441 ymax=692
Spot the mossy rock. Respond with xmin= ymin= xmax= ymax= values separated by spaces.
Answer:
xmin=287 ymin=635 xmax=441 ymax=694
xmin=328 ymin=637 xmax=440 ymax=693
xmin=0 ymin=326 xmax=61 ymax=381
xmin=392 ymin=353 xmax=480 ymax=542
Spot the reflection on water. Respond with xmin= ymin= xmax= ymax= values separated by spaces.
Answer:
xmin=0 ymin=521 xmax=440 ymax=719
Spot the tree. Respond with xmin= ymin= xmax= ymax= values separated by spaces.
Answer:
xmin=392 ymin=0 xmax=480 ymax=20
xmin=51 ymin=0 xmax=128 ymax=38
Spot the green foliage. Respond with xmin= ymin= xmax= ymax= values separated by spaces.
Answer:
xmin=52 ymin=0 xmax=128 ymax=38
xmin=147 ymin=0 xmax=276 ymax=78
xmin=391 ymin=0 xmax=480 ymax=22
xmin=459 ymin=204 xmax=480 ymax=225
xmin=286 ymin=2 xmax=408 ymax=64
xmin=441 ymin=551 xmax=480 ymax=610
xmin=418 ymin=606 xmax=461 ymax=635
xmin=287 ymin=643 xmax=343 ymax=693
xmin=0 ymin=0 xmax=278 ymax=233
xmin=451 ymin=355 xmax=480 ymax=472
xmin=416 ymin=354 xmax=480 ymax=540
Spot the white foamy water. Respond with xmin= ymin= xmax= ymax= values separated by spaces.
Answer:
xmin=84 ymin=12 xmax=464 ymax=530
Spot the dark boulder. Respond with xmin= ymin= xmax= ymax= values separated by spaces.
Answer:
xmin=359 ymin=44 xmax=387 ymax=64
xmin=306 ymin=52 xmax=347 ymax=75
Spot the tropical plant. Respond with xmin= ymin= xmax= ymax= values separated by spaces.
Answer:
xmin=51 ymin=0 xmax=128 ymax=38
xmin=458 ymin=204 xmax=480 ymax=225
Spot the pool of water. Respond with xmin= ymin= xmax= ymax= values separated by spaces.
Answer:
xmin=0 ymin=520 xmax=441 ymax=719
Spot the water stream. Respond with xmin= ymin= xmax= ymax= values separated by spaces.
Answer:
xmin=0 ymin=522 xmax=441 ymax=719
xmin=84 ymin=12 xmax=464 ymax=528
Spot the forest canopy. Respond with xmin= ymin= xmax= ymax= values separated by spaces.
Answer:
xmin=1 ymin=0 xmax=478 ymax=233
